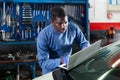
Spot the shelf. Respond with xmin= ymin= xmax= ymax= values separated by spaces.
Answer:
xmin=3 ymin=0 xmax=87 ymax=3
xmin=0 ymin=41 xmax=36 ymax=45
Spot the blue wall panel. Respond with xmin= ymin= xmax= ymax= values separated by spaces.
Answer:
xmin=0 ymin=0 xmax=89 ymax=40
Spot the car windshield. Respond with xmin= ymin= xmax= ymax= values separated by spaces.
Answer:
xmin=68 ymin=40 xmax=120 ymax=80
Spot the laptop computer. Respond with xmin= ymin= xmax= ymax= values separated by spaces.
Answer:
xmin=58 ymin=40 xmax=102 ymax=70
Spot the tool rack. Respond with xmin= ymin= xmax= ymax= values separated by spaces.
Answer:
xmin=0 ymin=0 xmax=89 ymax=79
xmin=0 ymin=0 xmax=89 ymax=42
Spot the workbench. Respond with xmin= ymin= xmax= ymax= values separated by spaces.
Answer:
xmin=0 ymin=59 xmax=38 ymax=80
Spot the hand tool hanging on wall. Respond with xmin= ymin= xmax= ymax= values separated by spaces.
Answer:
xmin=0 ymin=7 xmax=2 ymax=26
xmin=27 ymin=27 xmax=32 ymax=40
xmin=11 ymin=24 xmax=15 ymax=35
xmin=6 ymin=6 xmax=11 ymax=27
xmin=15 ymin=22 xmax=21 ymax=41
xmin=35 ymin=4 xmax=38 ymax=16
xmin=16 ymin=4 xmax=20 ymax=16
xmin=21 ymin=29 xmax=24 ymax=40
xmin=44 ymin=5 xmax=48 ymax=17
xmin=42 ymin=4 xmax=47 ymax=17
xmin=0 ymin=30 xmax=6 ymax=41
xmin=37 ymin=4 xmax=39 ymax=16
xmin=16 ymin=4 xmax=20 ymax=28
xmin=25 ymin=27 xmax=29 ymax=39
xmin=46 ymin=5 xmax=50 ymax=22
xmin=11 ymin=19 xmax=15 ymax=36
xmin=41 ymin=5 xmax=44 ymax=16
xmin=38 ymin=4 xmax=41 ymax=15
xmin=36 ymin=21 xmax=40 ymax=34
xmin=2 ymin=2 xmax=6 ymax=26
xmin=47 ymin=5 xmax=50 ymax=20
xmin=22 ymin=3 xmax=32 ymax=25
xmin=33 ymin=4 xmax=36 ymax=17
xmin=36 ymin=21 xmax=42 ymax=34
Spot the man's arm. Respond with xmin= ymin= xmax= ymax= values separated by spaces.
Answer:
xmin=75 ymin=24 xmax=90 ymax=49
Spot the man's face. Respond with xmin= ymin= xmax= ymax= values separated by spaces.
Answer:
xmin=52 ymin=16 xmax=68 ymax=33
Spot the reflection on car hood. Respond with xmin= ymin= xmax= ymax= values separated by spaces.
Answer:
xmin=69 ymin=40 xmax=120 ymax=80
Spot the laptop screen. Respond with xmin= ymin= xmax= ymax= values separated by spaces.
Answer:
xmin=67 ymin=40 xmax=101 ymax=70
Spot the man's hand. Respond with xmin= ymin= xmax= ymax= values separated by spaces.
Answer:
xmin=60 ymin=56 xmax=69 ymax=65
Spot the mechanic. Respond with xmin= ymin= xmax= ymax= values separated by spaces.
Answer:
xmin=37 ymin=6 xmax=90 ymax=75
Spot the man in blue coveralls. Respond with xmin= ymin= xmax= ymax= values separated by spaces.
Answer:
xmin=37 ymin=6 xmax=90 ymax=75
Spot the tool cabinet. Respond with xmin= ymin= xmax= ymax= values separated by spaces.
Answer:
xmin=0 ymin=0 xmax=89 ymax=42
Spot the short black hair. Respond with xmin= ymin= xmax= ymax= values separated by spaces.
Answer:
xmin=50 ymin=6 xmax=67 ymax=21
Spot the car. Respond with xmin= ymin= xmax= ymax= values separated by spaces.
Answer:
xmin=33 ymin=40 xmax=120 ymax=80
